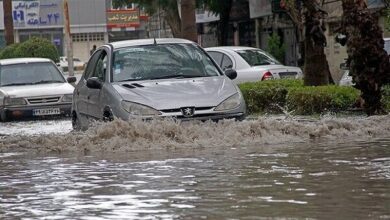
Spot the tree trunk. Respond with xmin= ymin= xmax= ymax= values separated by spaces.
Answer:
xmin=303 ymin=36 xmax=330 ymax=85
xmin=3 ymin=0 xmax=14 ymax=45
xmin=302 ymin=0 xmax=331 ymax=86
xmin=180 ymin=0 xmax=197 ymax=42
xmin=217 ymin=0 xmax=232 ymax=46
xmin=164 ymin=6 xmax=182 ymax=38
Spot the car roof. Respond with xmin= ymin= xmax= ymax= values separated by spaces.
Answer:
xmin=205 ymin=46 xmax=265 ymax=52
xmin=109 ymin=38 xmax=195 ymax=49
xmin=0 ymin=57 xmax=52 ymax=66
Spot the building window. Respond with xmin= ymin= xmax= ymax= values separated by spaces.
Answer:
xmin=72 ymin=33 xmax=104 ymax=42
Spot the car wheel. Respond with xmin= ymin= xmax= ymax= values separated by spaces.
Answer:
xmin=0 ymin=110 xmax=8 ymax=122
xmin=72 ymin=112 xmax=82 ymax=131
xmin=103 ymin=110 xmax=114 ymax=122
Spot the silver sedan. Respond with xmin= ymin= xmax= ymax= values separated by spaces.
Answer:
xmin=71 ymin=38 xmax=246 ymax=129
xmin=0 ymin=58 xmax=76 ymax=121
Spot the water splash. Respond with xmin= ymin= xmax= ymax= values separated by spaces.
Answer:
xmin=1 ymin=115 xmax=390 ymax=153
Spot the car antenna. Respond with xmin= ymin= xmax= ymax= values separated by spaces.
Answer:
xmin=153 ymin=37 xmax=157 ymax=45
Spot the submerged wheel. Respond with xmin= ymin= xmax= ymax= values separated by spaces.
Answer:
xmin=103 ymin=110 xmax=114 ymax=122
xmin=72 ymin=112 xmax=82 ymax=130
xmin=0 ymin=110 xmax=8 ymax=122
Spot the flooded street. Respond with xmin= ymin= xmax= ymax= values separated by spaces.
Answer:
xmin=1 ymin=116 xmax=390 ymax=219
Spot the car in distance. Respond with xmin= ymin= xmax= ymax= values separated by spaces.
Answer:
xmin=71 ymin=38 xmax=246 ymax=129
xmin=205 ymin=46 xmax=303 ymax=84
xmin=57 ymin=56 xmax=86 ymax=73
xmin=0 ymin=58 xmax=76 ymax=121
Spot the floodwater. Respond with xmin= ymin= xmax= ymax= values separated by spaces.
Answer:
xmin=1 ymin=115 xmax=390 ymax=219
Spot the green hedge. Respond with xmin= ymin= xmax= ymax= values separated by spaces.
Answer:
xmin=286 ymin=86 xmax=360 ymax=115
xmin=239 ymin=80 xmax=362 ymax=115
xmin=239 ymin=80 xmax=303 ymax=114
xmin=0 ymin=37 xmax=59 ymax=63
xmin=239 ymin=80 xmax=390 ymax=115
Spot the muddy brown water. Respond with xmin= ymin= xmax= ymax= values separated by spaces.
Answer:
xmin=0 ymin=116 xmax=390 ymax=219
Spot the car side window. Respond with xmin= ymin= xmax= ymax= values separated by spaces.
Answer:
xmin=221 ymin=55 xmax=233 ymax=70
xmin=84 ymin=51 xmax=102 ymax=80
xmin=91 ymin=51 xmax=108 ymax=82
xmin=208 ymin=51 xmax=223 ymax=67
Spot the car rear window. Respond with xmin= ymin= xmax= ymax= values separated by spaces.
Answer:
xmin=112 ymin=43 xmax=221 ymax=82
xmin=236 ymin=49 xmax=281 ymax=66
xmin=0 ymin=62 xmax=65 ymax=86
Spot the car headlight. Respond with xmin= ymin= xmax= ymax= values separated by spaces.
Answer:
xmin=214 ymin=93 xmax=241 ymax=111
xmin=4 ymin=97 xmax=27 ymax=106
xmin=121 ymin=101 xmax=160 ymax=116
xmin=62 ymin=94 xmax=73 ymax=103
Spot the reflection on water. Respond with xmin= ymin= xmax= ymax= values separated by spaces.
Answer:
xmin=1 ymin=139 xmax=390 ymax=219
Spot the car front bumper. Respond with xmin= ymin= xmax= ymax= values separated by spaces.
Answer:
xmin=1 ymin=103 xmax=72 ymax=120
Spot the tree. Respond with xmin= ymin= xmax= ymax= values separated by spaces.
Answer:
xmin=181 ymin=0 xmax=197 ymax=42
xmin=338 ymin=0 xmax=390 ymax=115
xmin=113 ymin=0 xmax=234 ymax=45
xmin=3 ymin=0 xmax=14 ymax=45
xmin=198 ymin=0 xmax=233 ymax=46
xmin=283 ymin=0 xmax=332 ymax=86
xmin=266 ymin=33 xmax=286 ymax=63
xmin=113 ymin=0 xmax=182 ymax=37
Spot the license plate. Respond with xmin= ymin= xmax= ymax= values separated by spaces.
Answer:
xmin=33 ymin=108 xmax=61 ymax=116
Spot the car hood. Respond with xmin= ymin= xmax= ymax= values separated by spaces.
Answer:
xmin=112 ymin=76 xmax=238 ymax=110
xmin=0 ymin=83 xmax=74 ymax=98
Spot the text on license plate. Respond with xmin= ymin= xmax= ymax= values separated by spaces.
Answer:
xmin=33 ymin=108 xmax=61 ymax=116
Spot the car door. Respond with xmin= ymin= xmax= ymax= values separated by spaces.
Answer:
xmin=87 ymin=49 xmax=109 ymax=119
xmin=74 ymin=51 xmax=101 ymax=118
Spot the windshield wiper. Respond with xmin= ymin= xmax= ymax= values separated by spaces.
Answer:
xmin=149 ymin=74 xmax=205 ymax=80
xmin=1 ymin=82 xmax=33 ymax=86
xmin=32 ymin=80 xmax=64 ymax=84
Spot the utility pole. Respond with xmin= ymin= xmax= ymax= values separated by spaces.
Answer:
xmin=3 ymin=0 xmax=14 ymax=45
xmin=63 ymin=0 xmax=74 ymax=76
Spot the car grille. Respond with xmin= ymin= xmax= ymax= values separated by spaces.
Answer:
xmin=27 ymin=97 xmax=60 ymax=104
xmin=161 ymin=107 xmax=213 ymax=113
xmin=279 ymin=72 xmax=297 ymax=78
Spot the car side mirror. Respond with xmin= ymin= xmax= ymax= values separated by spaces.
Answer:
xmin=67 ymin=76 xmax=77 ymax=84
xmin=86 ymin=77 xmax=103 ymax=89
xmin=224 ymin=69 xmax=237 ymax=80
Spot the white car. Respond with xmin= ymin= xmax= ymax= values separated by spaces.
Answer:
xmin=205 ymin=46 xmax=303 ymax=84
xmin=57 ymin=56 xmax=86 ymax=73
xmin=0 ymin=58 xmax=76 ymax=121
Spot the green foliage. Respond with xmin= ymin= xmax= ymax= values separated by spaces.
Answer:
xmin=386 ymin=7 xmax=390 ymax=32
xmin=266 ymin=33 xmax=286 ymax=63
xmin=0 ymin=43 xmax=22 ymax=59
xmin=238 ymin=80 xmax=303 ymax=114
xmin=286 ymin=86 xmax=360 ymax=115
xmin=382 ymin=85 xmax=390 ymax=111
xmin=0 ymin=37 xmax=59 ymax=63
xmin=239 ymin=80 xmax=364 ymax=115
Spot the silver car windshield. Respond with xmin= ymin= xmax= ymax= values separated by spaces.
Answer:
xmin=236 ymin=50 xmax=281 ymax=66
xmin=0 ymin=62 xmax=65 ymax=86
xmin=112 ymin=43 xmax=221 ymax=82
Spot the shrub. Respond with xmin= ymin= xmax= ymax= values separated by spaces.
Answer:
xmin=266 ymin=33 xmax=286 ymax=63
xmin=239 ymin=80 xmax=303 ymax=114
xmin=0 ymin=43 xmax=22 ymax=59
xmin=238 ymin=80 xmax=364 ymax=115
xmin=382 ymin=85 xmax=390 ymax=111
xmin=0 ymin=37 xmax=59 ymax=62
xmin=286 ymin=86 xmax=360 ymax=115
